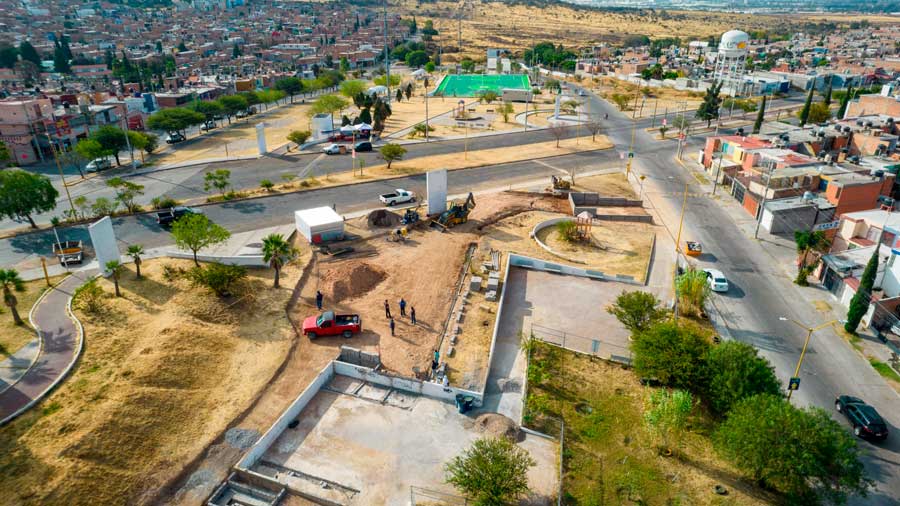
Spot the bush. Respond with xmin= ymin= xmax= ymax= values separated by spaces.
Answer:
xmin=644 ymin=389 xmax=693 ymax=453
xmin=632 ymin=322 xmax=710 ymax=391
xmin=606 ymin=290 xmax=667 ymax=335
xmin=445 ymin=437 xmax=535 ymax=506
xmin=150 ymin=196 xmax=179 ymax=210
xmin=715 ymin=394 xmax=872 ymax=503
xmin=675 ymin=267 xmax=710 ymax=317
xmin=73 ymin=278 xmax=106 ymax=314
xmin=556 ymin=220 xmax=580 ymax=242
xmin=188 ymin=262 xmax=247 ymax=297
xmin=260 ymin=179 xmax=274 ymax=191
xmin=705 ymin=341 xmax=781 ymax=415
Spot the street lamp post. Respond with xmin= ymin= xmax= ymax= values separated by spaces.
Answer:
xmin=712 ymin=153 xmax=725 ymax=195
xmin=779 ymin=317 xmax=838 ymax=400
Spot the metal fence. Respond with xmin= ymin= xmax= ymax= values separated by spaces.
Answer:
xmin=530 ymin=324 xmax=632 ymax=365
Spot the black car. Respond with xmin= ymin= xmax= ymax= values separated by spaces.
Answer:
xmin=354 ymin=141 xmax=373 ymax=152
xmin=835 ymin=395 xmax=889 ymax=441
xmin=156 ymin=206 xmax=202 ymax=226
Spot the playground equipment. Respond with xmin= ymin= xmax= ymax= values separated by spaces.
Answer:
xmin=431 ymin=193 xmax=476 ymax=231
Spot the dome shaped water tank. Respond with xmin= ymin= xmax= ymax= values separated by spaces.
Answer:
xmin=719 ymin=30 xmax=750 ymax=54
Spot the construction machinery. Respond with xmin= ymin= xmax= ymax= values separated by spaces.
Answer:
xmin=386 ymin=227 xmax=409 ymax=242
xmin=401 ymin=207 xmax=421 ymax=225
xmin=431 ymin=192 xmax=476 ymax=231
xmin=550 ymin=175 xmax=571 ymax=194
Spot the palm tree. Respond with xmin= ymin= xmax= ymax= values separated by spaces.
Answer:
xmin=105 ymin=260 xmax=123 ymax=297
xmin=0 ymin=269 xmax=26 ymax=325
xmin=261 ymin=233 xmax=298 ymax=288
xmin=126 ymin=244 xmax=145 ymax=279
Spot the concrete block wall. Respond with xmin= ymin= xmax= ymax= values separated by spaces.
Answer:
xmin=508 ymin=252 xmax=639 ymax=285
xmin=333 ymin=361 xmax=484 ymax=406
xmin=237 ymin=362 xmax=335 ymax=470
xmin=480 ymin=251 xmax=513 ymax=395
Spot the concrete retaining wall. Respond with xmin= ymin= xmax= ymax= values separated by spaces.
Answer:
xmin=530 ymin=217 xmax=587 ymax=265
xmin=236 ymin=362 xmax=335 ymax=470
xmin=569 ymin=192 xmax=643 ymax=209
xmin=333 ymin=360 xmax=484 ymax=406
xmin=592 ymin=214 xmax=654 ymax=223
xmin=480 ymin=252 xmax=513 ymax=395
xmin=508 ymin=252 xmax=640 ymax=285
xmin=166 ymin=251 xmax=267 ymax=267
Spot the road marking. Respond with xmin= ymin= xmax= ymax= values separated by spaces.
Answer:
xmin=532 ymin=159 xmax=570 ymax=176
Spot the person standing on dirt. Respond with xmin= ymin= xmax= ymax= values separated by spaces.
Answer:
xmin=384 ymin=299 xmax=391 ymax=319
xmin=431 ymin=349 xmax=439 ymax=371
xmin=410 ymin=306 xmax=417 ymax=325
xmin=399 ymin=298 xmax=407 ymax=317
xmin=316 ymin=290 xmax=323 ymax=310
xmin=389 ymin=317 xmax=396 ymax=336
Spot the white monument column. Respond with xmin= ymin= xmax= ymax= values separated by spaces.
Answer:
xmin=88 ymin=216 xmax=119 ymax=276
xmin=256 ymin=123 xmax=267 ymax=155
xmin=427 ymin=169 xmax=448 ymax=215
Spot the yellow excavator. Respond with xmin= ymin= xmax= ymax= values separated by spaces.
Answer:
xmin=431 ymin=192 xmax=476 ymax=231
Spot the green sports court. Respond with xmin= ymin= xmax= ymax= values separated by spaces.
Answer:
xmin=432 ymin=74 xmax=531 ymax=97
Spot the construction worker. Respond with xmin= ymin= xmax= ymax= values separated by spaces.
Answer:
xmin=431 ymin=349 xmax=439 ymax=371
xmin=410 ymin=306 xmax=416 ymax=325
xmin=315 ymin=290 xmax=323 ymax=310
xmin=389 ymin=317 xmax=395 ymax=336
xmin=399 ymin=298 xmax=407 ymax=317
xmin=384 ymin=299 xmax=391 ymax=319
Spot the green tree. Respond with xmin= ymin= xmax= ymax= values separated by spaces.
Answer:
xmin=232 ymin=43 xmax=242 ymax=59
xmin=497 ymin=102 xmax=514 ymax=123
xmin=610 ymin=93 xmax=629 ymax=111
xmin=189 ymin=262 xmax=247 ymax=297
xmin=798 ymin=86 xmax=815 ymax=126
xmin=339 ymin=80 xmax=366 ymax=99
xmin=74 ymin=139 xmax=108 ymax=164
xmin=379 ymin=143 xmax=406 ymax=169
xmin=675 ymin=267 xmax=710 ymax=317
xmin=146 ymin=107 xmax=205 ymax=135
xmin=192 ymin=99 xmax=224 ymax=121
xmin=405 ymin=50 xmax=429 ymax=68
xmin=715 ymin=394 xmax=871 ymax=504
xmin=695 ymin=81 xmax=723 ymax=128
xmin=262 ymin=233 xmax=298 ymax=288
xmin=845 ymin=246 xmax=880 ymax=334
xmin=396 ymin=88 xmax=404 ymax=103
xmin=204 ymin=169 xmax=231 ymax=195
xmin=0 ymin=45 xmax=18 ymax=69
xmin=705 ymin=341 xmax=781 ymax=415
xmin=143 ymin=133 xmax=159 ymax=156
xmin=171 ymin=213 xmax=230 ymax=267
xmin=659 ymin=125 xmax=669 ymax=139
xmin=823 ymin=76 xmax=833 ymax=106
xmin=644 ymin=389 xmax=693 ymax=453
xmin=218 ymin=94 xmax=249 ymax=123
xmin=91 ymin=197 xmax=117 ymax=217
xmin=275 ymin=76 xmax=303 ymax=103
xmin=794 ymin=229 xmax=828 ymax=285
xmin=752 ymin=95 xmax=767 ymax=134
xmin=837 ymin=85 xmax=853 ymax=119
xmin=631 ymin=321 xmax=710 ymax=390
xmin=106 ymin=177 xmax=145 ymax=213
xmin=460 ymin=58 xmax=476 ymax=73
xmin=425 ymin=61 xmax=436 ymax=73
xmin=308 ymin=95 xmax=349 ymax=118
xmin=445 ymin=437 xmax=535 ymax=506
xmin=405 ymin=83 xmax=413 ymax=100
xmin=807 ymin=102 xmax=832 ymax=124
xmin=0 ymin=169 xmax=59 ymax=228
xmin=126 ymin=244 xmax=144 ymax=279
xmin=340 ymin=56 xmax=350 ymax=73
xmin=287 ymin=130 xmax=311 ymax=147
xmin=105 ymin=260 xmax=124 ymax=297
xmin=18 ymin=41 xmax=41 ymax=66
xmin=0 ymin=269 xmax=26 ymax=325
xmin=606 ymin=290 xmax=667 ymax=335
xmin=91 ymin=126 xmax=128 ymax=166
xmin=126 ymin=131 xmax=150 ymax=162
xmin=480 ymin=91 xmax=499 ymax=104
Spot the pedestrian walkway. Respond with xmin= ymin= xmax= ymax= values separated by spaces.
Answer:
xmin=0 ymin=269 xmax=94 ymax=425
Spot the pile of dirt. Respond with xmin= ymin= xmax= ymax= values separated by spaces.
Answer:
xmin=474 ymin=413 xmax=520 ymax=440
xmin=367 ymin=209 xmax=402 ymax=228
xmin=322 ymin=262 xmax=387 ymax=301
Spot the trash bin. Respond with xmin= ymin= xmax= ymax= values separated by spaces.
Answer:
xmin=455 ymin=394 xmax=474 ymax=414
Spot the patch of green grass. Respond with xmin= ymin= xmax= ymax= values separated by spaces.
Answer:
xmin=869 ymin=359 xmax=900 ymax=383
xmin=41 ymin=402 xmax=62 ymax=417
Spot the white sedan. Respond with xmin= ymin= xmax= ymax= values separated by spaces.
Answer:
xmin=703 ymin=268 xmax=729 ymax=293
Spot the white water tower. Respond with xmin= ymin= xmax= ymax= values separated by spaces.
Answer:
xmin=713 ymin=29 xmax=750 ymax=97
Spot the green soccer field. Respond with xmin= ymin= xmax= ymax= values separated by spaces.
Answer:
xmin=432 ymin=74 xmax=531 ymax=97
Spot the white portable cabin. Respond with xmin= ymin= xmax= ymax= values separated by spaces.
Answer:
xmin=295 ymin=206 xmax=345 ymax=244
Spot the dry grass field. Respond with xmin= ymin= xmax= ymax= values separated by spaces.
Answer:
xmin=0 ymin=254 xmax=308 ymax=506
xmin=393 ymin=0 xmax=796 ymax=61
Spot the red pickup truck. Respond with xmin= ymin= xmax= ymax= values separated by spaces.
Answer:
xmin=302 ymin=311 xmax=362 ymax=339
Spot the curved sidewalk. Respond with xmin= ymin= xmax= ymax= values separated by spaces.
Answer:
xmin=0 ymin=270 xmax=92 ymax=426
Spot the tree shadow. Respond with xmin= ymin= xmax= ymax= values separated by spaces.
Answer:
xmin=674 ymin=451 xmax=782 ymax=504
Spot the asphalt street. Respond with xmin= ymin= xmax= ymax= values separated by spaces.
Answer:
xmin=568 ymin=82 xmax=900 ymax=505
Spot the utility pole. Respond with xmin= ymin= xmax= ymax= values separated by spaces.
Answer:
xmin=383 ymin=0 xmax=390 ymax=103
xmin=712 ymin=154 xmax=725 ymax=195
xmin=754 ymin=161 xmax=775 ymax=239
xmin=780 ymin=318 xmax=837 ymax=400
xmin=46 ymin=133 xmax=76 ymax=219
xmin=673 ymin=181 xmax=690 ymax=326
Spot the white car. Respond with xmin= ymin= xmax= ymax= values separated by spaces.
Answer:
xmin=379 ymin=189 xmax=416 ymax=206
xmin=322 ymin=143 xmax=347 ymax=155
xmin=85 ymin=158 xmax=112 ymax=173
xmin=703 ymin=268 xmax=729 ymax=293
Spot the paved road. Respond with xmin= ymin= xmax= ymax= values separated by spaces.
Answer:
xmin=568 ymin=82 xmax=900 ymax=505
xmin=0 ymin=270 xmax=92 ymax=425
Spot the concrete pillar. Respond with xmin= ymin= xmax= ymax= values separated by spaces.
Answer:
xmin=554 ymin=94 xmax=561 ymax=119
xmin=88 ymin=216 xmax=119 ymax=276
xmin=256 ymin=123 xmax=267 ymax=155
xmin=427 ymin=169 xmax=448 ymax=215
